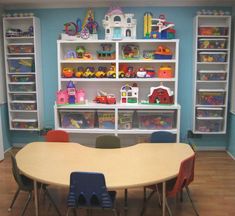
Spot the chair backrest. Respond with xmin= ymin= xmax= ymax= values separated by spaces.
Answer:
xmin=10 ymin=153 xmax=26 ymax=189
xmin=45 ymin=130 xmax=69 ymax=142
xmin=67 ymin=172 xmax=114 ymax=208
xmin=150 ymin=131 xmax=176 ymax=143
xmin=95 ymin=135 xmax=121 ymax=149
xmin=167 ymin=154 xmax=195 ymax=197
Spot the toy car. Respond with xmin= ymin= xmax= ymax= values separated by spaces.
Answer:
xmin=107 ymin=66 xmax=116 ymax=78
xmin=75 ymin=66 xmax=84 ymax=78
xmin=94 ymin=94 xmax=116 ymax=104
xmin=137 ymin=67 xmax=146 ymax=78
xmin=6 ymin=28 xmax=23 ymax=37
xmin=95 ymin=66 xmax=107 ymax=78
xmin=62 ymin=68 xmax=74 ymax=78
xmin=125 ymin=66 xmax=136 ymax=78
xmin=83 ymin=67 xmax=95 ymax=78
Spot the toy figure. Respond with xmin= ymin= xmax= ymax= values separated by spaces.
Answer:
xmin=67 ymin=81 xmax=76 ymax=104
xmin=76 ymin=46 xmax=85 ymax=58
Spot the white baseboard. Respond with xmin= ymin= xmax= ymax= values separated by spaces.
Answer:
xmin=12 ymin=143 xmax=26 ymax=148
xmin=4 ymin=147 xmax=12 ymax=153
xmin=226 ymin=151 xmax=235 ymax=160
xmin=196 ymin=146 xmax=226 ymax=151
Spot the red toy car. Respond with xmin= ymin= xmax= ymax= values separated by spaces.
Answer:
xmin=94 ymin=94 xmax=116 ymax=104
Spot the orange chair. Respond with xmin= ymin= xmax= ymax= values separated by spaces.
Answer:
xmin=141 ymin=154 xmax=199 ymax=216
xmin=45 ymin=130 xmax=69 ymax=142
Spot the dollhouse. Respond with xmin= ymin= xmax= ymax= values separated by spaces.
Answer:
xmin=103 ymin=7 xmax=136 ymax=40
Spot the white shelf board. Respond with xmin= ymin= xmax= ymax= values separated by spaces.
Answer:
xmin=60 ymin=59 xmax=116 ymax=64
xmin=118 ymin=129 xmax=178 ymax=134
xmin=118 ymin=59 xmax=176 ymax=63
xmin=60 ymin=78 xmax=176 ymax=82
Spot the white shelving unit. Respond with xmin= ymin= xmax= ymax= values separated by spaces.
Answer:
xmin=192 ymin=15 xmax=231 ymax=134
xmin=55 ymin=39 xmax=180 ymax=141
xmin=3 ymin=16 xmax=43 ymax=131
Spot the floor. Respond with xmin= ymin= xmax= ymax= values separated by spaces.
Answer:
xmin=0 ymin=150 xmax=235 ymax=216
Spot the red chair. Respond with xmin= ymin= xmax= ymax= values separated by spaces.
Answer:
xmin=141 ymin=154 xmax=199 ymax=216
xmin=45 ymin=130 xmax=69 ymax=142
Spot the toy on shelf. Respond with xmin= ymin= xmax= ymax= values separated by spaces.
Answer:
xmin=197 ymin=9 xmax=230 ymax=16
xmin=62 ymin=67 xmax=75 ymax=78
xmin=94 ymin=90 xmax=116 ymax=104
xmin=75 ymin=66 xmax=84 ymax=78
xmin=144 ymin=13 xmax=175 ymax=39
xmin=145 ymin=67 xmax=155 ymax=78
xmin=106 ymin=64 xmax=116 ymax=78
xmin=83 ymin=67 xmax=95 ymax=78
xmin=137 ymin=67 xmax=147 ymax=78
xmin=154 ymin=45 xmax=173 ymax=59
xmin=61 ymin=8 xmax=98 ymax=40
xmin=148 ymin=83 xmax=174 ymax=104
xmin=122 ymin=44 xmax=140 ymax=59
xmin=6 ymin=25 xmax=34 ymax=38
xmin=56 ymin=81 xmax=86 ymax=105
xmin=76 ymin=46 xmax=85 ymax=58
xmin=120 ymin=84 xmax=139 ymax=104
xmin=157 ymin=65 xmax=173 ymax=78
xmin=143 ymin=50 xmax=154 ymax=59
xmin=119 ymin=64 xmax=128 ymax=78
xmin=97 ymin=43 xmax=115 ymax=60
xmin=103 ymin=6 xmax=136 ymax=40
xmin=95 ymin=66 xmax=107 ymax=78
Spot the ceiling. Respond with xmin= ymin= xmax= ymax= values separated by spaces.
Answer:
xmin=0 ymin=0 xmax=235 ymax=9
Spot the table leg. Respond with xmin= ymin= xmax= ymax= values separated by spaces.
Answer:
xmin=162 ymin=181 xmax=166 ymax=216
xmin=33 ymin=180 xmax=39 ymax=216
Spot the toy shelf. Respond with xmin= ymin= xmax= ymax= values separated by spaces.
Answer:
xmin=3 ymin=16 xmax=43 ymax=131
xmin=55 ymin=39 xmax=180 ymax=142
xmin=192 ymin=15 xmax=231 ymax=134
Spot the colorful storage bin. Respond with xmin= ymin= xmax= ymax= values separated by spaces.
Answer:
xmin=11 ymin=93 xmax=36 ymax=101
xmin=196 ymin=107 xmax=223 ymax=117
xmin=12 ymin=120 xmax=38 ymax=129
xmin=118 ymin=110 xmax=134 ymax=129
xmin=198 ymin=52 xmax=227 ymax=62
xmin=9 ymin=74 xmax=35 ymax=82
xmin=97 ymin=110 xmax=115 ymax=129
xmin=8 ymin=43 xmax=34 ymax=53
xmin=9 ymin=83 xmax=35 ymax=92
xmin=198 ymin=26 xmax=228 ymax=36
xmin=198 ymin=38 xmax=226 ymax=49
xmin=198 ymin=70 xmax=226 ymax=81
xmin=196 ymin=117 xmax=223 ymax=132
xmin=8 ymin=57 xmax=34 ymax=73
xmin=60 ymin=110 xmax=95 ymax=129
xmin=197 ymin=89 xmax=225 ymax=105
xmin=137 ymin=110 xmax=175 ymax=130
xmin=11 ymin=101 xmax=36 ymax=110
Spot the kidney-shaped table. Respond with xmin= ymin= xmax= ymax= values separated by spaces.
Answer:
xmin=16 ymin=142 xmax=194 ymax=216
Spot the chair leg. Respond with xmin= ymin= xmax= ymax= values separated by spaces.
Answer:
xmin=112 ymin=208 xmax=119 ymax=216
xmin=43 ymin=186 xmax=61 ymax=216
xmin=140 ymin=190 xmax=156 ymax=216
xmin=66 ymin=207 xmax=77 ymax=216
xmin=143 ymin=187 xmax=147 ymax=202
xmin=180 ymin=189 xmax=183 ymax=202
xmin=165 ymin=199 xmax=172 ymax=216
xmin=185 ymin=186 xmax=199 ymax=216
xmin=20 ymin=192 xmax=32 ymax=216
xmin=124 ymin=188 xmax=128 ymax=210
xmin=8 ymin=187 xmax=20 ymax=211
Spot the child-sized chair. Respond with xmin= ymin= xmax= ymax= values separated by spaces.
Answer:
xmin=45 ymin=130 xmax=69 ymax=142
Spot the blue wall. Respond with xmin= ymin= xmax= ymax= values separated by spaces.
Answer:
xmin=0 ymin=104 xmax=11 ymax=150
xmin=228 ymin=114 xmax=235 ymax=156
xmin=8 ymin=6 xmax=231 ymax=148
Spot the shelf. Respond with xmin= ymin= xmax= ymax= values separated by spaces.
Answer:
xmin=3 ymin=16 xmax=43 ymax=131
xmin=56 ymin=39 xmax=180 ymax=141
xmin=60 ymin=78 xmax=176 ymax=82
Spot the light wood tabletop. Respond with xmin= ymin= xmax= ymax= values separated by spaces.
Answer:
xmin=16 ymin=142 xmax=194 ymax=216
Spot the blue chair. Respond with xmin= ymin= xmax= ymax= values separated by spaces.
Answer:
xmin=66 ymin=172 xmax=119 ymax=216
xmin=150 ymin=131 xmax=176 ymax=143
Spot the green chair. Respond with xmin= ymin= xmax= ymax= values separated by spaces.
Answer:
xmin=96 ymin=135 xmax=121 ymax=149
xmin=8 ymin=153 xmax=61 ymax=216
xmin=95 ymin=135 xmax=128 ymax=209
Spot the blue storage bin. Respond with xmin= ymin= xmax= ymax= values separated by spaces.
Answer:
xmin=8 ymin=57 xmax=34 ymax=73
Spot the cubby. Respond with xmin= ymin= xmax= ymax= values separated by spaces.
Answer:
xmin=3 ymin=16 xmax=43 ymax=131
xmin=55 ymin=39 xmax=181 ymax=141
xmin=192 ymin=15 xmax=231 ymax=134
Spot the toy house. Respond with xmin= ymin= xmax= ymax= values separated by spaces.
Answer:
xmin=148 ymin=85 xmax=174 ymax=104
xmin=120 ymin=84 xmax=139 ymax=104
xmin=57 ymin=90 xmax=68 ymax=104
xmin=103 ymin=7 xmax=136 ymax=40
